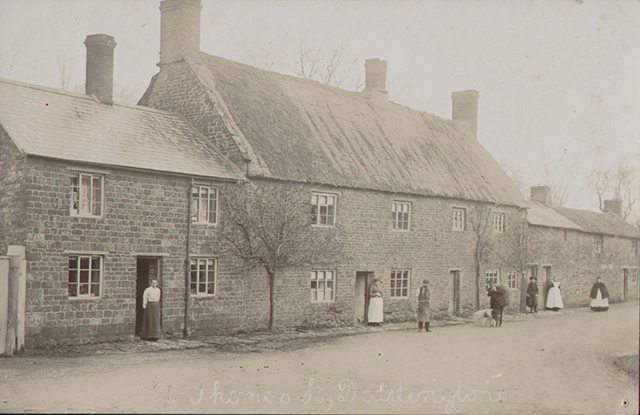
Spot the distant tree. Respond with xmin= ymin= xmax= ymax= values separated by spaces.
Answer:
xmin=541 ymin=162 xmax=577 ymax=207
xmin=219 ymin=182 xmax=340 ymax=331
xmin=469 ymin=205 xmax=494 ymax=310
xmin=588 ymin=158 xmax=639 ymax=223
xmin=500 ymin=162 xmax=530 ymax=199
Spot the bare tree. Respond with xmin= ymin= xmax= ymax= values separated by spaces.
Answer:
xmin=541 ymin=162 xmax=576 ymax=207
xmin=294 ymin=40 xmax=359 ymax=90
xmin=588 ymin=158 xmax=638 ymax=223
xmin=469 ymin=205 xmax=494 ymax=310
xmin=219 ymin=182 xmax=340 ymax=331
xmin=500 ymin=161 xmax=530 ymax=199
xmin=496 ymin=214 xmax=539 ymax=312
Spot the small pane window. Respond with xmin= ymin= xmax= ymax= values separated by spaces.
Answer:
xmin=485 ymin=269 xmax=500 ymax=290
xmin=390 ymin=270 xmax=410 ymax=297
xmin=453 ymin=208 xmax=466 ymax=231
xmin=507 ymin=271 xmax=518 ymax=289
xmin=392 ymin=202 xmax=410 ymax=231
xmin=190 ymin=258 xmax=217 ymax=295
xmin=493 ymin=213 xmax=505 ymax=233
xmin=594 ymin=235 xmax=603 ymax=253
xmin=68 ymin=255 xmax=102 ymax=298
xmin=311 ymin=270 xmax=335 ymax=302
xmin=311 ymin=193 xmax=336 ymax=227
xmin=70 ymin=173 xmax=103 ymax=217
xmin=191 ymin=186 xmax=218 ymax=224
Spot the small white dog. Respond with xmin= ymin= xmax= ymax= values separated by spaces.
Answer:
xmin=472 ymin=308 xmax=496 ymax=327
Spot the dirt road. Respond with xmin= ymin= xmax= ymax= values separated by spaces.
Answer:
xmin=1 ymin=302 xmax=638 ymax=414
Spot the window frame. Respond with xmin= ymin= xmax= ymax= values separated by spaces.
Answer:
xmin=310 ymin=270 xmax=335 ymax=303
xmin=391 ymin=201 xmax=411 ymax=231
xmin=190 ymin=257 xmax=218 ymax=296
xmin=493 ymin=212 xmax=505 ymax=233
xmin=631 ymin=268 xmax=639 ymax=284
xmin=485 ymin=269 xmax=500 ymax=290
xmin=68 ymin=254 xmax=103 ymax=299
xmin=311 ymin=192 xmax=337 ymax=227
xmin=191 ymin=185 xmax=218 ymax=225
xmin=390 ymin=269 xmax=410 ymax=298
xmin=507 ymin=271 xmax=518 ymax=290
xmin=594 ymin=235 xmax=603 ymax=253
xmin=70 ymin=172 xmax=104 ymax=218
xmin=452 ymin=208 xmax=466 ymax=231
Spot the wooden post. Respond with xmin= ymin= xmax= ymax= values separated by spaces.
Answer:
xmin=7 ymin=246 xmax=26 ymax=352
xmin=0 ymin=257 xmax=9 ymax=355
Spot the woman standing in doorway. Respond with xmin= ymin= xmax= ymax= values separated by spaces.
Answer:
xmin=546 ymin=279 xmax=564 ymax=311
xmin=141 ymin=279 xmax=162 ymax=340
xmin=589 ymin=277 xmax=610 ymax=312
xmin=368 ymin=277 xmax=384 ymax=325
xmin=417 ymin=280 xmax=432 ymax=332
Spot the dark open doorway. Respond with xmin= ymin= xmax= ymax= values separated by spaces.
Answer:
xmin=451 ymin=270 xmax=461 ymax=317
xmin=354 ymin=271 xmax=375 ymax=323
xmin=135 ymin=257 xmax=161 ymax=336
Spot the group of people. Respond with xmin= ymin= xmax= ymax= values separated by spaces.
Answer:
xmin=526 ymin=276 xmax=610 ymax=313
xmin=366 ymin=274 xmax=613 ymax=332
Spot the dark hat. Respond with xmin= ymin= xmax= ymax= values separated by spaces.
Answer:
xmin=531 ymin=276 xmax=537 ymax=281
xmin=423 ymin=279 xmax=430 ymax=284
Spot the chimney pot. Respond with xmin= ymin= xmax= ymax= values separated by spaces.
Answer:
xmin=159 ymin=0 xmax=202 ymax=65
xmin=452 ymin=90 xmax=479 ymax=139
xmin=84 ymin=34 xmax=116 ymax=104
xmin=530 ymin=186 xmax=551 ymax=206
xmin=364 ymin=58 xmax=388 ymax=100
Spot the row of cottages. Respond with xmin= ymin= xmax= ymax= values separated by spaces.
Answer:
xmin=137 ymin=0 xmax=531 ymax=334
xmin=0 ymin=0 xmax=637 ymax=348
xmin=525 ymin=186 xmax=639 ymax=308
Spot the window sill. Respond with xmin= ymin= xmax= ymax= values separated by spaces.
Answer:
xmin=191 ymin=293 xmax=216 ymax=298
xmin=68 ymin=296 xmax=101 ymax=301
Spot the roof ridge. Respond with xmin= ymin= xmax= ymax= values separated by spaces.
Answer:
xmin=0 ymin=76 xmax=181 ymax=118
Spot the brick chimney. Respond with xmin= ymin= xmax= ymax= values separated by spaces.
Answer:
xmin=603 ymin=188 xmax=623 ymax=216
xmin=452 ymin=90 xmax=479 ymax=139
xmin=364 ymin=58 xmax=388 ymax=100
xmin=159 ymin=0 xmax=202 ymax=65
xmin=84 ymin=34 xmax=116 ymax=104
xmin=531 ymin=186 xmax=551 ymax=206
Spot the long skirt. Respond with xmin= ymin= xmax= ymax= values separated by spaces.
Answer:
xmin=141 ymin=302 xmax=163 ymax=339
xmin=546 ymin=287 xmax=564 ymax=310
xmin=417 ymin=300 xmax=431 ymax=322
xmin=368 ymin=297 xmax=384 ymax=323
xmin=590 ymin=291 xmax=609 ymax=312
xmin=526 ymin=294 xmax=538 ymax=307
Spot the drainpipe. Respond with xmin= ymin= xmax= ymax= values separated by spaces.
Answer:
xmin=184 ymin=179 xmax=194 ymax=337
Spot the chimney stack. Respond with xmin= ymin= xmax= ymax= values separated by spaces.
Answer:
xmin=452 ymin=90 xmax=479 ymax=139
xmin=159 ymin=0 xmax=202 ymax=65
xmin=364 ymin=58 xmax=388 ymax=100
xmin=84 ymin=34 xmax=116 ymax=104
xmin=603 ymin=188 xmax=623 ymax=216
xmin=530 ymin=186 xmax=551 ymax=206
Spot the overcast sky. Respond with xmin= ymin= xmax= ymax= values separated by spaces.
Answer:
xmin=1 ymin=0 xmax=638 ymax=212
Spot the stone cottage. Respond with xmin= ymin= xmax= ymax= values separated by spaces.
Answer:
xmin=524 ymin=186 xmax=639 ymax=309
xmin=138 ymin=0 xmax=530 ymax=333
xmin=0 ymin=34 xmax=244 ymax=347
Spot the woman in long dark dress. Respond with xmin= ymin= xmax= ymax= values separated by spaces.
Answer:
xmin=417 ymin=280 xmax=432 ymax=332
xmin=141 ymin=279 xmax=162 ymax=340
xmin=589 ymin=277 xmax=609 ymax=312
xmin=526 ymin=277 xmax=539 ymax=313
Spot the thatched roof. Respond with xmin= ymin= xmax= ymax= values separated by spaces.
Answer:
xmin=0 ymin=78 xmax=243 ymax=181
xmin=188 ymin=54 xmax=528 ymax=207
xmin=552 ymin=206 xmax=640 ymax=239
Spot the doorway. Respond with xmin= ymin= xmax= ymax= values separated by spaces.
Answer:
xmin=541 ymin=266 xmax=551 ymax=309
xmin=451 ymin=270 xmax=461 ymax=317
xmin=354 ymin=272 xmax=375 ymax=323
xmin=135 ymin=257 xmax=161 ymax=336
xmin=623 ymin=268 xmax=630 ymax=301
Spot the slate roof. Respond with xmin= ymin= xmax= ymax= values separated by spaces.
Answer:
xmin=143 ymin=54 xmax=528 ymax=207
xmin=551 ymin=206 xmax=640 ymax=239
xmin=0 ymin=78 xmax=243 ymax=180
xmin=527 ymin=202 xmax=582 ymax=231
